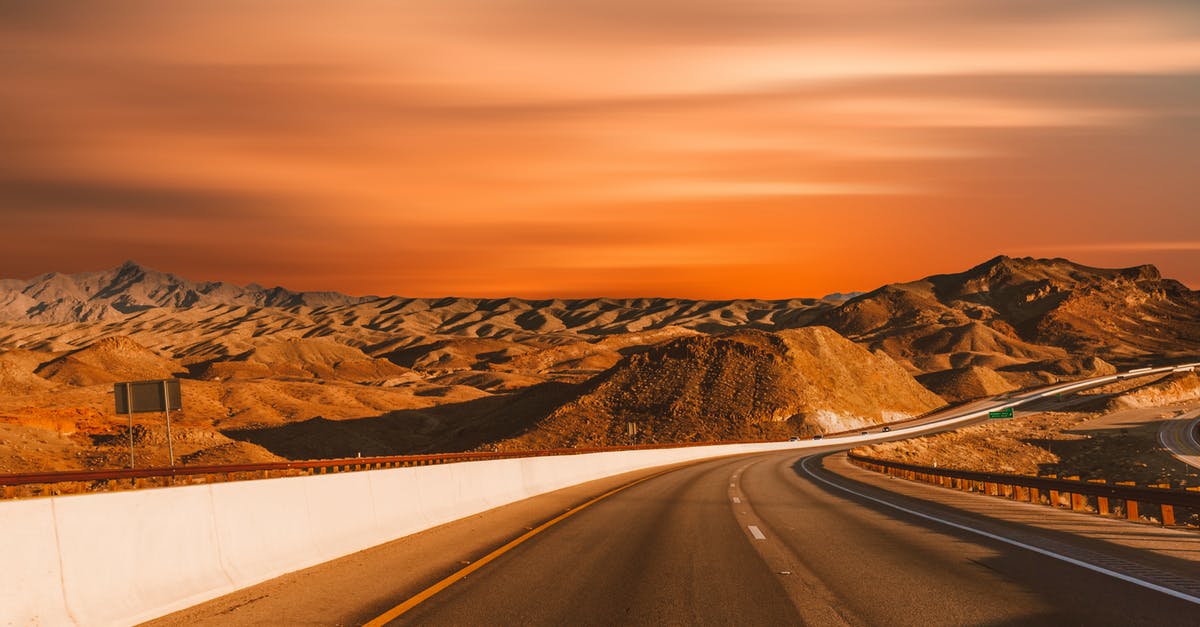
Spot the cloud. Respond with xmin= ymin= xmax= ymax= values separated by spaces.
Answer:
xmin=0 ymin=2 xmax=1197 ymax=296
xmin=0 ymin=178 xmax=273 ymax=216
xmin=1026 ymin=242 xmax=1200 ymax=253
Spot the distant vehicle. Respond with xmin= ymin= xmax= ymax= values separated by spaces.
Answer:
xmin=882 ymin=426 xmax=891 ymax=432
xmin=788 ymin=436 xmax=800 ymax=442
xmin=812 ymin=434 xmax=823 ymax=440
xmin=861 ymin=431 xmax=869 ymax=435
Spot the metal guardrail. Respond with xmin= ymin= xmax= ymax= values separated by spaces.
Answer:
xmin=847 ymin=451 xmax=1200 ymax=526
xmin=0 ymin=438 xmax=775 ymax=498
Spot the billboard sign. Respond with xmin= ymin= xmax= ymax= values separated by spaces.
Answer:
xmin=114 ymin=379 xmax=182 ymax=414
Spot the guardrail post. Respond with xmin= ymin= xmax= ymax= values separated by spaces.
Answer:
xmin=1161 ymin=505 xmax=1176 ymax=526
xmin=1088 ymin=480 xmax=1110 ymax=515
xmin=1114 ymin=481 xmax=1138 ymax=520
xmin=1070 ymin=492 xmax=1085 ymax=511
xmin=1048 ymin=489 xmax=1061 ymax=507
xmin=1127 ymin=500 xmax=1140 ymax=521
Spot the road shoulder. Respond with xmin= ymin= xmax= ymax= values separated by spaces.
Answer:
xmin=812 ymin=452 xmax=1200 ymax=600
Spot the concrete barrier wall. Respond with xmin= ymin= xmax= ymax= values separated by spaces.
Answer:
xmin=1 ymin=441 xmax=803 ymax=626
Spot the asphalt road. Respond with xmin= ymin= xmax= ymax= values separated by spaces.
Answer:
xmin=378 ymin=449 xmax=1198 ymax=626
xmin=1159 ymin=409 xmax=1200 ymax=470
xmin=150 ymin=446 xmax=1200 ymax=626
xmin=148 ymin=367 xmax=1200 ymax=627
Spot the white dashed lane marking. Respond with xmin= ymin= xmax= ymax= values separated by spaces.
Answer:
xmin=748 ymin=525 xmax=766 ymax=541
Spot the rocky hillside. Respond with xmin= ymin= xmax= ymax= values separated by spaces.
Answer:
xmin=195 ymin=337 xmax=411 ymax=383
xmin=820 ymin=256 xmax=1200 ymax=372
xmin=491 ymin=327 xmax=946 ymax=450
xmin=1107 ymin=371 xmax=1200 ymax=409
xmin=34 ymin=336 xmax=186 ymax=386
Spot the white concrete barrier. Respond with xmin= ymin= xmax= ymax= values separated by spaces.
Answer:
xmin=0 ymin=498 xmax=73 ymax=626
xmin=1 ymin=441 xmax=806 ymax=627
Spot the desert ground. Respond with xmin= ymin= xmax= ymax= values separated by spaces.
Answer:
xmin=1 ymin=255 xmax=1197 ymax=473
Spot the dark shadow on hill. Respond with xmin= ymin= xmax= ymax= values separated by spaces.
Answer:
xmin=221 ymin=381 xmax=579 ymax=459
xmin=1024 ymin=420 xmax=1200 ymax=485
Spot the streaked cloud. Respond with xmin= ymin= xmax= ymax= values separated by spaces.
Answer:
xmin=0 ymin=1 xmax=1197 ymax=296
xmin=1026 ymin=242 xmax=1200 ymax=253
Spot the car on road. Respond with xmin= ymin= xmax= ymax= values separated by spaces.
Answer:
xmin=882 ymin=426 xmax=891 ymax=432
xmin=788 ymin=436 xmax=800 ymax=442
xmin=812 ymin=434 xmax=823 ymax=440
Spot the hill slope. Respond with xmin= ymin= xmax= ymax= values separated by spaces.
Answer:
xmin=492 ymin=327 xmax=946 ymax=449
xmin=821 ymin=255 xmax=1200 ymax=371
xmin=34 ymin=336 xmax=185 ymax=386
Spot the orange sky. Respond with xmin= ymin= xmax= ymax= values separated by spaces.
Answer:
xmin=1 ymin=1 xmax=1198 ymax=297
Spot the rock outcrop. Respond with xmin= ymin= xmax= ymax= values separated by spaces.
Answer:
xmin=492 ymin=327 xmax=946 ymax=449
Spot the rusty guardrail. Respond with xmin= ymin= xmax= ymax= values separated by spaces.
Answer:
xmin=847 ymin=451 xmax=1200 ymax=527
xmin=0 ymin=438 xmax=775 ymax=499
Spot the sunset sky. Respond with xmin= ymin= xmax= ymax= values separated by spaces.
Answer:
xmin=2 ymin=1 xmax=1198 ymax=297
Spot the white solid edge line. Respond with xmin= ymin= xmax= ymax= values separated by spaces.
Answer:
xmin=799 ymin=456 xmax=1200 ymax=606
xmin=748 ymin=525 xmax=766 ymax=540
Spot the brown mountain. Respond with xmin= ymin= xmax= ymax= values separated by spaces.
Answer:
xmin=34 ymin=336 xmax=186 ymax=386
xmin=491 ymin=327 xmax=946 ymax=450
xmin=820 ymin=255 xmax=1200 ymax=373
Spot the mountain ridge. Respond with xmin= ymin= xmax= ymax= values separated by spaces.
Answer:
xmin=0 ymin=260 xmax=375 ymax=323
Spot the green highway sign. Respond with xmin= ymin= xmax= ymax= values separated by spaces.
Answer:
xmin=988 ymin=407 xmax=1014 ymax=419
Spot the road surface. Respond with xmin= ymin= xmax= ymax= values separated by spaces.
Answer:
xmin=1159 ymin=409 xmax=1200 ymax=471
xmin=148 ymin=366 xmax=1200 ymax=626
xmin=151 ymin=445 xmax=1200 ymax=626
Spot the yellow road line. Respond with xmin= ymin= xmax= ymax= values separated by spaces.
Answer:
xmin=363 ymin=468 xmax=676 ymax=626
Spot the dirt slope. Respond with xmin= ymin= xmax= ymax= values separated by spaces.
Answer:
xmin=197 ymin=337 xmax=409 ymax=382
xmin=1108 ymin=371 xmax=1200 ymax=409
xmin=821 ymin=255 xmax=1200 ymax=371
xmin=491 ymin=327 xmax=946 ymax=450
xmin=917 ymin=366 xmax=1018 ymax=403
xmin=34 ymin=336 xmax=185 ymax=385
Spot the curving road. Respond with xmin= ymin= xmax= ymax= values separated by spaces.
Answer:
xmin=1159 ymin=409 xmax=1200 ymax=471
xmin=148 ymin=365 xmax=1200 ymax=626
xmin=152 ymin=446 xmax=1200 ymax=626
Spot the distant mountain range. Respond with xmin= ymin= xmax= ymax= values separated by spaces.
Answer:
xmin=819 ymin=255 xmax=1200 ymax=369
xmin=0 ymin=256 xmax=1197 ymax=370
xmin=0 ymin=260 xmax=372 ymax=323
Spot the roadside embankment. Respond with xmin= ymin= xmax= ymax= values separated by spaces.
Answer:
xmin=856 ymin=405 xmax=1200 ymax=487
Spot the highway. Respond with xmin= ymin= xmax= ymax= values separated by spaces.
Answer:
xmin=1159 ymin=409 xmax=1200 ymax=470
xmin=148 ymin=365 xmax=1200 ymax=626
xmin=153 ymin=452 xmax=1200 ymax=626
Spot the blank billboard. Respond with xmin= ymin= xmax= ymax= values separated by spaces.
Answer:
xmin=114 ymin=379 xmax=182 ymax=414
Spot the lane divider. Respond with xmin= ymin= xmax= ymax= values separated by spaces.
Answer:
xmin=748 ymin=525 xmax=767 ymax=541
xmin=799 ymin=455 xmax=1200 ymax=606
xmin=363 ymin=466 xmax=678 ymax=625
